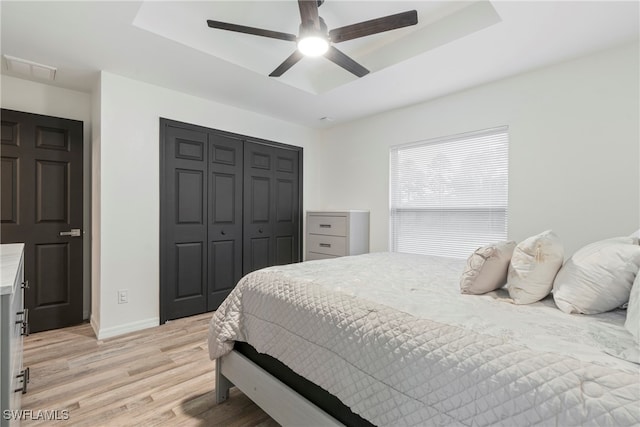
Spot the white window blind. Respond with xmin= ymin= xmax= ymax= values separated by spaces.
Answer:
xmin=390 ymin=127 xmax=508 ymax=259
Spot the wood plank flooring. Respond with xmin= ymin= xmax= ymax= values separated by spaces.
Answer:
xmin=20 ymin=313 xmax=279 ymax=426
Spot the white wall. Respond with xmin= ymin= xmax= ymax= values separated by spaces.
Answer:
xmin=0 ymin=75 xmax=92 ymax=319
xmin=95 ymin=71 xmax=321 ymax=338
xmin=5 ymin=41 xmax=638 ymax=339
xmin=316 ymin=41 xmax=640 ymax=256
xmin=90 ymin=74 xmax=101 ymax=334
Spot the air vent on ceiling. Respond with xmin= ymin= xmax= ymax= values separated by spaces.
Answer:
xmin=4 ymin=55 xmax=57 ymax=81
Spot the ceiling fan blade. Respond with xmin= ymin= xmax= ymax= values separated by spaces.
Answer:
xmin=207 ymin=20 xmax=297 ymax=42
xmin=298 ymin=0 xmax=320 ymax=30
xmin=324 ymin=46 xmax=369 ymax=78
xmin=329 ymin=10 xmax=418 ymax=43
xmin=269 ymin=50 xmax=305 ymax=77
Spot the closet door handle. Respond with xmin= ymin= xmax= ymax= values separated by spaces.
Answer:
xmin=60 ymin=228 xmax=81 ymax=237
xmin=319 ymin=243 xmax=331 ymax=248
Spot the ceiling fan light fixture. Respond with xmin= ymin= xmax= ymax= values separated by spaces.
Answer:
xmin=297 ymin=35 xmax=329 ymax=57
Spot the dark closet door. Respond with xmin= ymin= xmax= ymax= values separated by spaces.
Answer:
xmin=1 ymin=109 xmax=83 ymax=332
xmin=207 ymin=133 xmax=243 ymax=311
xmin=162 ymin=125 xmax=208 ymax=321
xmin=273 ymin=146 xmax=300 ymax=266
xmin=243 ymin=141 xmax=300 ymax=274
xmin=160 ymin=119 xmax=302 ymax=323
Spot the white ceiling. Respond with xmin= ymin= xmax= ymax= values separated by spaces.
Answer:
xmin=1 ymin=1 xmax=638 ymax=128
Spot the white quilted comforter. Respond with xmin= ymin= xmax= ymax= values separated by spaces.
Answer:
xmin=208 ymin=252 xmax=640 ymax=426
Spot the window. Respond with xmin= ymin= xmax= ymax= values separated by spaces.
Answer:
xmin=389 ymin=127 xmax=508 ymax=258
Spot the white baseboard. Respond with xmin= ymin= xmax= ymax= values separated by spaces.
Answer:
xmin=90 ymin=314 xmax=100 ymax=338
xmin=96 ymin=317 xmax=159 ymax=340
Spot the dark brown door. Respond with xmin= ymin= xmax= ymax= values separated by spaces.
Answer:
xmin=1 ymin=109 xmax=83 ymax=332
xmin=243 ymin=141 xmax=300 ymax=274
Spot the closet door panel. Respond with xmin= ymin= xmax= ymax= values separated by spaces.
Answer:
xmin=175 ymin=242 xmax=204 ymax=299
xmin=209 ymin=240 xmax=237 ymax=308
xmin=273 ymin=148 xmax=300 ymax=266
xmin=162 ymin=126 xmax=208 ymax=321
xmin=249 ymin=176 xmax=271 ymax=222
xmin=275 ymin=236 xmax=294 ymax=265
xmin=161 ymin=119 xmax=302 ymax=322
xmin=176 ymin=169 xmax=204 ymax=224
xmin=249 ymin=237 xmax=271 ymax=272
xmin=208 ymin=133 xmax=243 ymax=311
xmin=243 ymin=142 xmax=274 ymax=274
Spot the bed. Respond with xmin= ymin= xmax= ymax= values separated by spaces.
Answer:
xmin=208 ymin=252 xmax=640 ymax=426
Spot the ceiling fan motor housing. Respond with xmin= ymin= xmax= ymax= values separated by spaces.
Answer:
xmin=299 ymin=16 xmax=329 ymax=40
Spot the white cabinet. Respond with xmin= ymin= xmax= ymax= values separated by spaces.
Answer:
xmin=306 ymin=211 xmax=369 ymax=260
xmin=1 ymin=243 xmax=28 ymax=427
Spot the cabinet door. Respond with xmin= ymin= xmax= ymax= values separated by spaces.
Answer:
xmin=207 ymin=133 xmax=243 ymax=311
xmin=162 ymin=125 xmax=208 ymax=321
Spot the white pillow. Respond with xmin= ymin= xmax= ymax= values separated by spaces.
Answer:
xmin=626 ymin=272 xmax=640 ymax=343
xmin=552 ymin=237 xmax=640 ymax=314
xmin=507 ymin=230 xmax=564 ymax=304
xmin=460 ymin=241 xmax=516 ymax=295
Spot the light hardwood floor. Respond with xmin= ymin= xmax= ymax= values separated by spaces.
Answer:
xmin=20 ymin=313 xmax=279 ymax=426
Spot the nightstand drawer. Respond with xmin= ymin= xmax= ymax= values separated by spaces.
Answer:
xmin=307 ymin=234 xmax=346 ymax=256
xmin=307 ymin=215 xmax=347 ymax=237
xmin=307 ymin=252 xmax=339 ymax=261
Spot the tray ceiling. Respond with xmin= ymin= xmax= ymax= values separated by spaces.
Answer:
xmin=1 ymin=1 xmax=638 ymax=128
xmin=133 ymin=1 xmax=501 ymax=94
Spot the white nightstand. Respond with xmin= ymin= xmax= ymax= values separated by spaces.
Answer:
xmin=306 ymin=211 xmax=370 ymax=261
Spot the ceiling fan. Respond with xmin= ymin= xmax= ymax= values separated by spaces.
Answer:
xmin=206 ymin=0 xmax=418 ymax=78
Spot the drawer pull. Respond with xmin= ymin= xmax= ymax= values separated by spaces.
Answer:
xmin=319 ymin=224 xmax=331 ymax=228
xmin=15 ymin=367 xmax=30 ymax=394
xmin=16 ymin=309 xmax=29 ymax=336
xmin=22 ymin=280 xmax=29 ymax=290
xmin=319 ymin=243 xmax=332 ymax=248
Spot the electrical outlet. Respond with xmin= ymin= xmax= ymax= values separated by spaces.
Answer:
xmin=118 ymin=289 xmax=128 ymax=304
